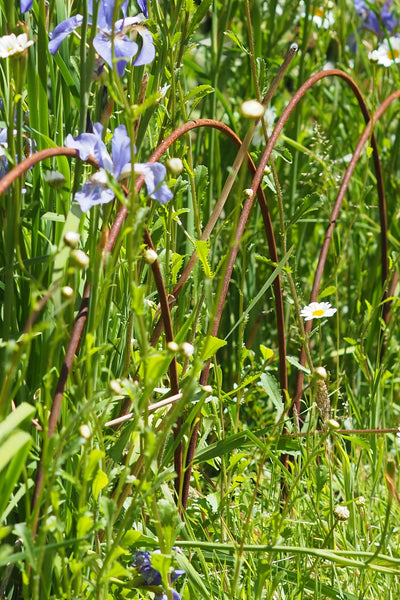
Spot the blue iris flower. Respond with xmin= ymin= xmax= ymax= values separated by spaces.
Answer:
xmin=20 ymin=0 xmax=33 ymax=11
xmin=354 ymin=0 xmax=398 ymax=36
xmin=132 ymin=551 xmax=184 ymax=600
xmin=48 ymin=0 xmax=154 ymax=76
xmin=65 ymin=123 xmax=173 ymax=212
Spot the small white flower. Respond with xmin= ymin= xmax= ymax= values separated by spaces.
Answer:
xmin=334 ymin=505 xmax=350 ymax=521
xmin=0 ymin=33 xmax=34 ymax=58
xmin=300 ymin=301 xmax=337 ymax=321
xmin=311 ymin=6 xmax=335 ymax=28
xmin=369 ymin=36 xmax=400 ymax=67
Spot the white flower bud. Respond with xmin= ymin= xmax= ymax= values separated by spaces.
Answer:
xmin=144 ymin=248 xmax=158 ymax=264
xmin=181 ymin=342 xmax=194 ymax=358
xmin=167 ymin=341 xmax=179 ymax=352
xmin=61 ymin=285 xmax=74 ymax=298
xmin=70 ymin=249 xmax=90 ymax=268
xmin=64 ymin=231 xmax=81 ymax=248
xmin=79 ymin=424 xmax=91 ymax=440
xmin=167 ymin=157 xmax=184 ymax=175
xmin=110 ymin=380 xmax=122 ymax=394
xmin=240 ymin=100 xmax=265 ymax=119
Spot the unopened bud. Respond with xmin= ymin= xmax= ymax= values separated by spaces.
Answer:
xmin=110 ymin=380 xmax=122 ymax=395
xmin=240 ymin=100 xmax=265 ymax=119
xmin=79 ymin=424 xmax=91 ymax=440
xmin=61 ymin=285 xmax=74 ymax=298
xmin=167 ymin=341 xmax=179 ymax=352
xmin=244 ymin=188 xmax=253 ymax=199
xmin=144 ymin=248 xmax=158 ymax=264
xmin=70 ymin=249 xmax=90 ymax=268
xmin=64 ymin=231 xmax=81 ymax=248
xmin=167 ymin=157 xmax=184 ymax=175
xmin=181 ymin=342 xmax=194 ymax=358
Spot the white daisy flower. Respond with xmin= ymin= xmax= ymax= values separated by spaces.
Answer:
xmin=0 ymin=33 xmax=34 ymax=58
xmin=300 ymin=301 xmax=337 ymax=321
xmin=369 ymin=36 xmax=400 ymax=67
xmin=311 ymin=5 xmax=335 ymax=29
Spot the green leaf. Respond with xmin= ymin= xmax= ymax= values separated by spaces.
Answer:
xmin=0 ymin=431 xmax=31 ymax=472
xmin=0 ymin=403 xmax=35 ymax=444
xmin=260 ymin=373 xmax=283 ymax=421
xmin=195 ymin=240 xmax=213 ymax=279
xmin=92 ymin=470 xmax=108 ymax=500
xmin=318 ymin=286 xmax=337 ymax=300
xmin=286 ymin=355 xmax=311 ymax=374
xmin=260 ymin=344 xmax=274 ymax=362
xmin=200 ymin=336 xmax=227 ymax=362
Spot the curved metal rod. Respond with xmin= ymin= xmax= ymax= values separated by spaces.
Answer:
xmin=227 ymin=68 xmax=387 ymax=410
xmin=293 ymin=89 xmax=398 ymax=404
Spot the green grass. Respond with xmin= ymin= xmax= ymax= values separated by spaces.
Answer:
xmin=1 ymin=0 xmax=400 ymax=598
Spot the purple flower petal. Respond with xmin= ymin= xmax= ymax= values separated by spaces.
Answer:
xmin=20 ymin=0 xmax=33 ymax=12
xmin=133 ymin=26 xmax=155 ymax=66
xmin=134 ymin=162 xmax=173 ymax=204
xmin=74 ymin=171 xmax=115 ymax=212
xmin=137 ymin=0 xmax=149 ymax=18
xmin=48 ymin=14 xmax=84 ymax=55
xmin=111 ymin=125 xmax=131 ymax=179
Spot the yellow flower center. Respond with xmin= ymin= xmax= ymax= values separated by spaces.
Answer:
xmin=387 ymin=48 xmax=400 ymax=60
xmin=312 ymin=309 xmax=325 ymax=317
xmin=313 ymin=7 xmax=325 ymax=17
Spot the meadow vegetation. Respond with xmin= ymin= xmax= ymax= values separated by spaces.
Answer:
xmin=1 ymin=0 xmax=400 ymax=598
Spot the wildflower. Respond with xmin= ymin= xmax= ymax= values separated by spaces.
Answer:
xmin=20 ymin=0 xmax=33 ymax=12
xmin=0 ymin=33 xmax=34 ymax=58
xmin=65 ymin=122 xmax=172 ymax=212
xmin=300 ymin=301 xmax=337 ymax=321
xmin=368 ymin=36 xmax=400 ymax=66
xmin=48 ymin=0 xmax=154 ymax=77
xmin=354 ymin=0 xmax=397 ymax=36
xmin=334 ymin=505 xmax=350 ymax=521
xmin=309 ymin=3 xmax=335 ymax=29
xmin=137 ymin=0 xmax=149 ymax=18
xmin=132 ymin=550 xmax=184 ymax=600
